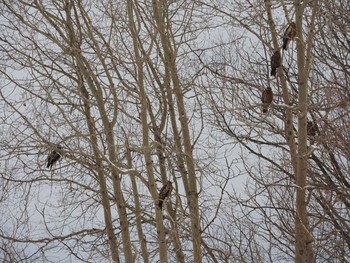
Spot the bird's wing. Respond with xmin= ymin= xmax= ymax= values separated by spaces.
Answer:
xmin=284 ymin=26 xmax=291 ymax=38
xmin=159 ymin=184 xmax=167 ymax=197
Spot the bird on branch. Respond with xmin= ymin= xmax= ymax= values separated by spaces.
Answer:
xmin=307 ymin=121 xmax=319 ymax=144
xmin=270 ymin=50 xmax=282 ymax=76
xmin=261 ymin=87 xmax=274 ymax=113
xmin=47 ymin=145 xmax=63 ymax=169
xmin=307 ymin=121 xmax=319 ymax=137
xmin=158 ymin=181 xmax=173 ymax=209
xmin=282 ymin=22 xmax=297 ymax=50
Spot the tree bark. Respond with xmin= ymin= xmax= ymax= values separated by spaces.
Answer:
xmin=126 ymin=1 xmax=169 ymax=261
xmin=65 ymin=3 xmax=120 ymax=261
xmin=125 ymin=139 xmax=150 ymax=263
xmin=294 ymin=1 xmax=316 ymax=262
xmin=151 ymin=0 xmax=201 ymax=261
xmin=78 ymin=72 xmax=120 ymax=263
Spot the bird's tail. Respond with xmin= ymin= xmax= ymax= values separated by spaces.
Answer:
xmin=46 ymin=163 xmax=50 ymax=168
xmin=262 ymin=106 xmax=268 ymax=113
xmin=283 ymin=39 xmax=288 ymax=50
xmin=270 ymin=68 xmax=276 ymax=76
xmin=158 ymin=200 xmax=163 ymax=209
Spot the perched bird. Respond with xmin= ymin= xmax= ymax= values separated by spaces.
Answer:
xmin=261 ymin=87 xmax=274 ymax=113
xmin=47 ymin=145 xmax=62 ymax=169
xmin=158 ymin=181 xmax=173 ymax=209
xmin=282 ymin=22 xmax=297 ymax=50
xmin=307 ymin=121 xmax=318 ymax=137
xmin=270 ymin=50 xmax=282 ymax=76
xmin=307 ymin=121 xmax=318 ymax=144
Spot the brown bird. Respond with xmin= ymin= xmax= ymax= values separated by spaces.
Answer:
xmin=158 ymin=181 xmax=173 ymax=209
xmin=270 ymin=50 xmax=282 ymax=76
xmin=261 ymin=87 xmax=274 ymax=113
xmin=307 ymin=121 xmax=318 ymax=137
xmin=282 ymin=22 xmax=296 ymax=50
xmin=307 ymin=121 xmax=318 ymax=144
xmin=47 ymin=145 xmax=62 ymax=169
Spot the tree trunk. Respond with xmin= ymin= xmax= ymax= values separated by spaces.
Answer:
xmin=66 ymin=3 xmax=120 ymax=259
xmin=127 ymin=1 xmax=169 ymax=261
xmin=151 ymin=0 xmax=201 ymax=261
xmin=294 ymin=0 xmax=316 ymax=262
xmin=125 ymin=140 xmax=150 ymax=263
xmin=78 ymin=73 xmax=120 ymax=263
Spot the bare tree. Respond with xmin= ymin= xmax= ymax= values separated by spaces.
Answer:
xmin=1 ymin=0 xmax=349 ymax=262
xmin=0 ymin=0 xmax=206 ymax=262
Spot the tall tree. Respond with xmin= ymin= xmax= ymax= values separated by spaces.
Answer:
xmin=1 ymin=0 xmax=349 ymax=262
